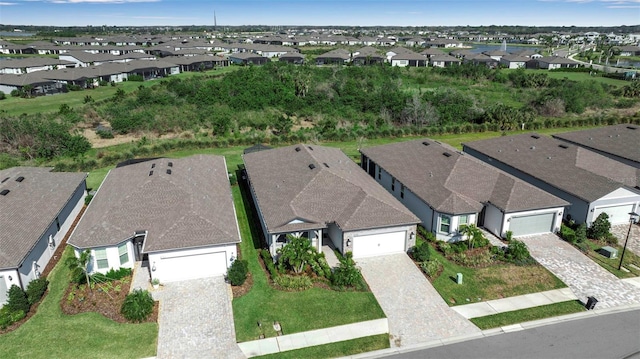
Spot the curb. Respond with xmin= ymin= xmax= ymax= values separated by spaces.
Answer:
xmin=341 ymin=303 xmax=640 ymax=359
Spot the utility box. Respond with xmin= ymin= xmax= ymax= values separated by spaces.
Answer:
xmin=600 ymin=246 xmax=618 ymax=259
xmin=456 ymin=273 xmax=463 ymax=284
xmin=585 ymin=296 xmax=598 ymax=310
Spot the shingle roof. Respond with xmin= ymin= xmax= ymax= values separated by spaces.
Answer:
xmin=361 ymin=139 xmax=567 ymax=215
xmin=68 ymin=155 xmax=240 ymax=252
xmin=463 ymin=133 xmax=640 ymax=202
xmin=0 ymin=167 xmax=86 ymax=269
xmin=243 ymin=144 xmax=419 ymax=234
xmin=552 ymin=124 xmax=640 ymax=165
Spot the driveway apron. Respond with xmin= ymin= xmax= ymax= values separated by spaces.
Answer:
xmin=153 ymin=276 xmax=244 ymax=359
xmin=520 ymin=234 xmax=640 ymax=309
xmin=358 ymin=254 xmax=480 ymax=347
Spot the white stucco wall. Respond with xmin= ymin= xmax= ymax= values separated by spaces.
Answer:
xmin=0 ymin=269 xmax=20 ymax=305
xmin=147 ymin=244 xmax=237 ymax=283
xmin=588 ymin=187 xmax=640 ymax=225
xmin=483 ymin=204 xmax=505 ymax=238
xmin=327 ymin=222 xmax=344 ymax=252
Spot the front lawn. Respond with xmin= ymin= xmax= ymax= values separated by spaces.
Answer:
xmin=0 ymin=247 xmax=157 ymax=358
xmin=255 ymin=334 xmax=390 ymax=359
xmin=470 ymin=300 xmax=586 ymax=329
xmin=581 ymin=239 xmax=640 ymax=278
xmin=231 ymin=184 xmax=385 ymax=343
xmin=424 ymin=242 xmax=566 ymax=306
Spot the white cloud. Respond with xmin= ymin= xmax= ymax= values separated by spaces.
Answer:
xmin=0 ymin=2 xmax=19 ymax=4
xmin=47 ymin=0 xmax=160 ymax=3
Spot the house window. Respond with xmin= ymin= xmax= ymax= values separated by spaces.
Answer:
xmin=276 ymin=234 xmax=287 ymax=243
xmin=439 ymin=215 xmax=451 ymax=233
xmin=458 ymin=215 xmax=469 ymax=229
xmin=118 ymin=243 xmax=129 ymax=265
xmin=95 ymin=249 xmax=108 ymax=269
xmin=377 ymin=166 xmax=381 ymax=180
xmin=400 ymin=184 xmax=405 ymax=199
xmin=391 ymin=177 xmax=396 ymax=191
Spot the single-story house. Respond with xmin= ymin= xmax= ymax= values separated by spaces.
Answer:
xmin=618 ymin=46 xmax=640 ymax=57
xmin=529 ymin=56 xmax=579 ymax=70
xmin=390 ymin=50 xmax=428 ymax=67
xmin=421 ymin=48 xmax=444 ymax=58
xmin=0 ymin=73 xmax=62 ymax=95
xmin=243 ymin=144 xmax=419 ymax=259
xmin=315 ymin=49 xmax=351 ymax=65
xmin=500 ymin=55 xmax=529 ymax=69
xmin=483 ymin=50 xmax=509 ymax=61
xmin=163 ymin=55 xmax=228 ymax=72
xmin=352 ymin=47 xmax=385 ymax=65
xmin=360 ymin=139 xmax=568 ymax=241
xmin=279 ymin=52 xmax=305 ymax=65
xmin=463 ymin=133 xmax=640 ymax=226
xmin=228 ymin=52 xmax=269 ymax=65
xmin=0 ymin=58 xmax=76 ymax=75
xmin=464 ymin=53 xmax=499 ymax=68
xmin=68 ymin=155 xmax=241 ymax=283
xmin=552 ymin=124 xmax=640 ymax=169
xmin=0 ymin=167 xmax=87 ymax=305
xmin=429 ymin=54 xmax=461 ymax=68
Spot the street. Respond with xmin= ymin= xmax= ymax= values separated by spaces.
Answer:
xmin=385 ymin=309 xmax=640 ymax=359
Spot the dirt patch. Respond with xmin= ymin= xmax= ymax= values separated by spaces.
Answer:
xmin=60 ymin=277 xmax=158 ymax=324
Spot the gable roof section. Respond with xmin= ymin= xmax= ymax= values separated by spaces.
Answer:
xmin=463 ymin=133 xmax=640 ymax=202
xmin=243 ymin=144 xmax=418 ymax=234
xmin=552 ymin=124 xmax=640 ymax=166
xmin=360 ymin=139 xmax=567 ymax=215
xmin=68 ymin=155 xmax=240 ymax=252
xmin=0 ymin=167 xmax=86 ymax=270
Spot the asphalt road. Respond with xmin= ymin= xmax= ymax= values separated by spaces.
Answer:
xmin=385 ymin=309 xmax=640 ymax=359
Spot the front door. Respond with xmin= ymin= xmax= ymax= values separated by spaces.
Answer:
xmin=133 ymin=234 xmax=145 ymax=262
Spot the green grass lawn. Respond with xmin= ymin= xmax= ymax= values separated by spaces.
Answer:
xmin=0 ymin=247 xmax=157 ymax=358
xmin=581 ymin=240 xmax=640 ymax=278
xmin=522 ymin=70 xmax=628 ymax=87
xmin=470 ymin=300 xmax=586 ymax=330
xmin=428 ymin=245 xmax=566 ymax=306
xmin=255 ymin=334 xmax=390 ymax=359
xmin=231 ymin=184 xmax=385 ymax=343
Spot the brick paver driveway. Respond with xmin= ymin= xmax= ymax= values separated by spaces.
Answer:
xmin=611 ymin=223 xmax=640 ymax=258
xmin=520 ymin=234 xmax=640 ymax=309
xmin=153 ymin=276 xmax=244 ymax=359
xmin=358 ymin=254 xmax=480 ymax=348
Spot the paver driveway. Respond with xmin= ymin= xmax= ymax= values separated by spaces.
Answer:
xmin=520 ymin=234 xmax=640 ymax=309
xmin=153 ymin=276 xmax=244 ymax=359
xmin=358 ymin=254 xmax=480 ymax=347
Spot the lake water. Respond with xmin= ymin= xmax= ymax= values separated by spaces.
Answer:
xmin=467 ymin=44 xmax=542 ymax=54
xmin=0 ymin=31 xmax=36 ymax=37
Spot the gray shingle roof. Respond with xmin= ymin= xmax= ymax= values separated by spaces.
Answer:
xmin=463 ymin=133 xmax=640 ymax=202
xmin=552 ymin=124 xmax=640 ymax=165
xmin=361 ymin=139 xmax=567 ymax=215
xmin=68 ymin=155 xmax=240 ymax=252
xmin=243 ymin=144 xmax=419 ymax=234
xmin=0 ymin=167 xmax=86 ymax=269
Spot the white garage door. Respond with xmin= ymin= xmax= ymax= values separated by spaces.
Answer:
xmin=0 ymin=276 xmax=7 ymax=304
xmin=352 ymin=231 xmax=406 ymax=258
xmin=161 ymin=251 xmax=227 ymax=282
xmin=510 ymin=212 xmax=555 ymax=237
xmin=593 ymin=204 xmax=635 ymax=225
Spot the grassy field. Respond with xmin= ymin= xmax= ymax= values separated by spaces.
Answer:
xmin=581 ymin=239 xmax=640 ymax=278
xmin=524 ymin=70 xmax=629 ymax=87
xmin=428 ymin=244 xmax=566 ymax=306
xmin=0 ymin=247 xmax=158 ymax=358
xmin=256 ymin=334 xmax=390 ymax=359
xmin=231 ymin=184 xmax=386 ymax=342
xmin=470 ymin=300 xmax=586 ymax=329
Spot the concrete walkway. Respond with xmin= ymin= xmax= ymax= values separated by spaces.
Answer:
xmin=238 ymin=318 xmax=388 ymax=358
xmin=153 ymin=277 xmax=244 ymax=359
xmin=520 ymin=234 xmax=640 ymax=309
xmin=452 ymin=288 xmax=578 ymax=319
xmin=358 ymin=254 xmax=480 ymax=347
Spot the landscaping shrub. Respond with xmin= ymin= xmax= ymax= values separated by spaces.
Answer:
xmin=260 ymin=249 xmax=279 ymax=278
xmin=332 ymin=252 xmax=365 ymax=290
xmin=91 ymin=267 xmax=132 ymax=282
xmin=25 ymin=277 xmax=49 ymax=306
xmin=121 ymin=289 xmax=154 ymax=323
xmin=560 ymin=224 xmax=577 ymax=244
xmin=84 ymin=194 xmax=94 ymax=206
xmin=575 ymin=224 xmax=587 ymax=244
xmin=6 ymin=285 xmax=30 ymax=313
xmin=96 ymin=129 xmax=114 ymax=139
xmin=273 ymin=274 xmax=313 ymax=291
xmin=0 ymin=92 xmax=5 ymax=100
xmin=504 ymin=240 xmax=535 ymax=266
xmin=437 ymin=241 xmax=453 ymax=255
xmin=410 ymin=241 xmax=431 ymax=262
xmin=451 ymin=250 xmax=494 ymax=267
xmin=128 ymin=75 xmax=144 ymax=82
xmin=603 ymin=233 xmax=619 ymax=247
xmin=0 ymin=307 xmax=25 ymax=329
xmin=420 ymin=260 xmax=441 ymax=278
xmin=504 ymin=231 xmax=513 ymax=242
xmin=417 ymin=225 xmax=435 ymax=242
xmin=588 ymin=213 xmax=611 ymax=240
xmin=227 ymin=259 xmax=249 ymax=286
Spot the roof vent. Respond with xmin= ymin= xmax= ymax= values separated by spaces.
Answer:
xmin=1 ymin=177 xmax=9 ymax=183
xmin=309 ymin=164 xmax=316 ymax=170
xmin=531 ymin=135 xmax=540 ymax=139
xmin=0 ymin=189 xmax=9 ymax=196
xmin=151 ymin=163 xmax=156 ymax=168
xmin=149 ymin=170 xmax=154 ymax=176
xmin=422 ymin=141 xmax=430 ymax=146
xmin=558 ymin=144 xmax=569 ymax=149
xmin=323 ymin=162 xmax=329 ymax=168
xmin=589 ymin=137 xmax=593 ymax=140
xmin=166 ymin=169 xmax=172 ymax=175
xmin=308 ymin=146 xmax=313 ymax=150
xmin=530 ymin=146 xmax=535 ymax=150
xmin=295 ymin=147 xmax=301 ymax=152
xmin=168 ymin=162 xmax=173 ymax=167
xmin=627 ymin=126 xmax=637 ymax=130
xmin=15 ymin=176 xmax=24 ymax=182
xmin=547 ymin=156 xmax=552 ymax=160
xmin=443 ymin=152 xmax=452 ymax=157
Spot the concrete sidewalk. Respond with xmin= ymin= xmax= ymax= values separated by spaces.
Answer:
xmin=451 ymin=288 xmax=578 ymax=319
xmin=237 ymin=318 xmax=389 ymax=358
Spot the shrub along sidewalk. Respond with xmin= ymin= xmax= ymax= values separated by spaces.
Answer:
xmin=231 ymin=184 xmax=385 ymax=343
xmin=0 ymin=247 xmax=157 ymax=358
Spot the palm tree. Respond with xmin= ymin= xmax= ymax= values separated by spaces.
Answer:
xmin=65 ymin=249 xmax=92 ymax=288
xmin=459 ymin=224 xmax=482 ymax=249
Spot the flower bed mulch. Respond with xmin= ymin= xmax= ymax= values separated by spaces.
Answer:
xmin=60 ymin=277 xmax=158 ymax=324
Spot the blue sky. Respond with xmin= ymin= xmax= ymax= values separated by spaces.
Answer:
xmin=0 ymin=0 xmax=638 ymax=27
